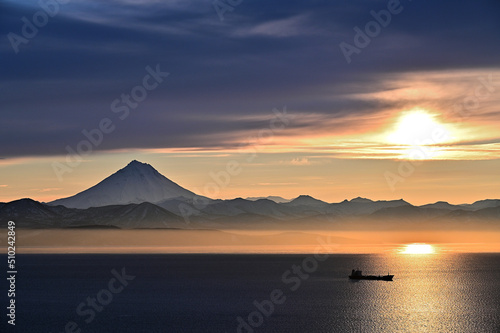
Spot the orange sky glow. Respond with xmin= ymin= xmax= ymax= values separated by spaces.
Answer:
xmin=1 ymin=69 xmax=499 ymax=206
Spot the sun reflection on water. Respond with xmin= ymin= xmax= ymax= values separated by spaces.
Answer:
xmin=349 ymin=252 xmax=497 ymax=332
xmin=400 ymin=243 xmax=435 ymax=254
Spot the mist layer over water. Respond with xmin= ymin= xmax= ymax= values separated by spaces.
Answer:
xmin=5 ymin=229 xmax=500 ymax=253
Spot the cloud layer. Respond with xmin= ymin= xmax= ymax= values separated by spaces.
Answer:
xmin=2 ymin=0 xmax=500 ymax=158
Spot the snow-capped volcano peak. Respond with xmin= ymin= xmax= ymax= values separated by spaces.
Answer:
xmin=127 ymin=159 xmax=153 ymax=169
xmin=49 ymin=160 xmax=200 ymax=209
xmin=116 ymin=160 xmax=162 ymax=180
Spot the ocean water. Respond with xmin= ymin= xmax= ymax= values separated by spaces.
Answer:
xmin=3 ymin=253 xmax=500 ymax=332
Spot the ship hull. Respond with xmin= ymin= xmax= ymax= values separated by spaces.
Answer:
xmin=349 ymin=275 xmax=394 ymax=281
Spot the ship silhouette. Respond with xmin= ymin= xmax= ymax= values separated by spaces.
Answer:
xmin=349 ymin=269 xmax=394 ymax=281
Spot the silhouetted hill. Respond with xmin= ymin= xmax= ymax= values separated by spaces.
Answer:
xmin=0 ymin=199 xmax=184 ymax=229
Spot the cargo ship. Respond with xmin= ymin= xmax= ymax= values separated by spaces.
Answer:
xmin=349 ymin=269 xmax=394 ymax=281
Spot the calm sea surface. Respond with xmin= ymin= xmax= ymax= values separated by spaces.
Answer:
xmin=3 ymin=253 xmax=500 ymax=332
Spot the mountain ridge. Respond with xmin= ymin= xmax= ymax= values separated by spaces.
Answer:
xmin=1 ymin=160 xmax=499 ymax=229
xmin=2 ymin=196 xmax=499 ymax=230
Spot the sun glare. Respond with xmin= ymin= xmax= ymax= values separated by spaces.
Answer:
xmin=401 ymin=243 xmax=435 ymax=254
xmin=387 ymin=110 xmax=451 ymax=145
xmin=386 ymin=109 xmax=453 ymax=159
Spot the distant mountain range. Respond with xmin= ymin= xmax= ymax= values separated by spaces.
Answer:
xmin=245 ymin=196 xmax=290 ymax=203
xmin=1 ymin=160 xmax=499 ymax=229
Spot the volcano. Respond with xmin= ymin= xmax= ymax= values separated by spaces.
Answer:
xmin=49 ymin=160 xmax=201 ymax=209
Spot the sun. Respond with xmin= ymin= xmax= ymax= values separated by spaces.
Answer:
xmin=401 ymin=243 xmax=435 ymax=254
xmin=387 ymin=109 xmax=451 ymax=146
xmin=386 ymin=109 xmax=453 ymax=159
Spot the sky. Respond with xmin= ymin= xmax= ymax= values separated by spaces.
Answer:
xmin=1 ymin=0 xmax=500 ymax=205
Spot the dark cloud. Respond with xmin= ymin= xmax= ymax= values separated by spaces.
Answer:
xmin=1 ymin=0 xmax=499 ymax=157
